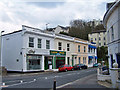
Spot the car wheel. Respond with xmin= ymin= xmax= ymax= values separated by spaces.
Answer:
xmin=65 ymin=69 xmax=67 ymax=72
xmin=71 ymin=68 xmax=73 ymax=71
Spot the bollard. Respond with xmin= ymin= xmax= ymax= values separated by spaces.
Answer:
xmin=53 ymin=78 xmax=56 ymax=90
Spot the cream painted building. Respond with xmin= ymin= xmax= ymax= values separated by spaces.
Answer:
xmin=54 ymin=34 xmax=75 ymax=67
xmin=88 ymin=30 xmax=107 ymax=47
xmin=74 ymin=38 xmax=88 ymax=66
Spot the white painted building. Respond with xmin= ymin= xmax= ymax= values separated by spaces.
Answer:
xmin=103 ymin=0 xmax=120 ymax=69
xmin=2 ymin=25 xmax=55 ymax=72
xmin=45 ymin=25 xmax=70 ymax=34
xmin=88 ymin=42 xmax=97 ymax=67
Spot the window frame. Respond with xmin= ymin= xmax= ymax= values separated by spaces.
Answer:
xmin=46 ymin=40 xmax=50 ymax=49
xmin=78 ymin=45 xmax=80 ymax=52
xmin=67 ymin=43 xmax=70 ymax=51
xmin=38 ymin=38 xmax=42 ymax=48
xmin=29 ymin=37 xmax=34 ymax=47
xmin=58 ymin=42 xmax=62 ymax=50
xmin=84 ymin=46 xmax=86 ymax=53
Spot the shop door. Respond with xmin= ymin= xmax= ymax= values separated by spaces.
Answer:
xmin=56 ymin=60 xmax=65 ymax=68
xmin=44 ymin=57 xmax=48 ymax=70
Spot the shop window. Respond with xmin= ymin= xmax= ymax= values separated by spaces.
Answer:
xmin=78 ymin=45 xmax=80 ymax=52
xmin=38 ymin=38 xmax=42 ymax=48
xmin=67 ymin=43 xmax=70 ymax=51
xmin=29 ymin=37 xmax=34 ymax=47
xmin=58 ymin=42 xmax=62 ymax=50
xmin=46 ymin=40 xmax=50 ymax=49
xmin=84 ymin=46 xmax=86 ymax=52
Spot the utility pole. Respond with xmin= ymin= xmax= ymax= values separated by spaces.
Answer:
xmin=0 ymin=31 xmax=4 ymax=67
xmin=0 ymin=30 xmax=4 ymax=89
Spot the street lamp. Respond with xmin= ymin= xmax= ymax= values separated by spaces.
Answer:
xmin=0 ymin=30 xmax=5 ymax=67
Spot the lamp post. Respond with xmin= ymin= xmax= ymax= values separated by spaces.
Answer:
xmin=0 ymin=31 xmax=5 ymax=67
xmin=0 ymin=31 xmax=4 ymax=89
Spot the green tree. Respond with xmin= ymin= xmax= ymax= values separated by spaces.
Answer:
xmin=97 ymin=46 xmax=108 ymax=65
xmin=68 ymin=19 xmax=92 ymax=40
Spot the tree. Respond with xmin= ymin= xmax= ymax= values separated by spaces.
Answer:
xmin=59 ymin=31 xmax=69 ymax=35
xmin=68 ymin=19 xmax=92 ymax=40
xmin=97 ymin=46 xmax=108 ymax=65
xmin=94 ymin=24 xmax=105 ymax=31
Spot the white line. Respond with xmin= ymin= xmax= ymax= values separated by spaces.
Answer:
xmin=3 ymin=80 xmax=21 ymax=83
xmin=56 ymin=74 xmax=96 ymax=89
xmin=7 ymin=80 xmax=36 ymax=87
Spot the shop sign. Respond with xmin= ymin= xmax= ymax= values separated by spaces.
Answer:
xmin=50 ymin=50 xmax=66 ymax=56
xmin=28 ymin=49 xmax=35 ymax=54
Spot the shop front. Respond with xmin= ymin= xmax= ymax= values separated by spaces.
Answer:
xmin=26 ymin=54 xmax=42 ymax=70
xmin=50 ymin=50 xmax=66 ymax=69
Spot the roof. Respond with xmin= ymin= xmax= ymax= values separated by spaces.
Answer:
xmin=91 ymin=30 xmax=106 ymax=33
xmin=58 ymin=25 xmax=70 ymax=30
xmin=2 ymin=30 xmax=22 ymax=36
xmin=103 ymin=0 xmax=120 ymax=27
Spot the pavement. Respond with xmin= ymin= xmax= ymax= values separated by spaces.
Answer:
xmin=2 ymin=69 xmax=58 ymax=77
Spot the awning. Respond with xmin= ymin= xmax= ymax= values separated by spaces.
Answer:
xmin=95 ymin=56 xmax=98 ymax=59
xmin=88 ymin=56 xmax=93 ymax=59
xmin=88 ymin=45 xmax=96 ymax=49
xmin=91 ymin=42 xmax=96 ymax=44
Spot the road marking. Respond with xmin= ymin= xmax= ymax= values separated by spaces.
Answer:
xmin=67 ymin=74 xmax=72 ymax=75
xmin=6 ymin=80 xmax=36 ymax=87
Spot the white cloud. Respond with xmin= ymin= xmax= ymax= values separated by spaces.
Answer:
xmin=0 ymin=0 xmax=115 ymax=34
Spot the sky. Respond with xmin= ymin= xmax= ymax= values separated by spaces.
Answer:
xmin=0 ymin=0 xmax=115 ymax=34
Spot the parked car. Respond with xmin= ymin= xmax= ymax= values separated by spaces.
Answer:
xmin=93 ymin=63 xmax=98 ymax=67
xmin=73 ymin=64 xmax=87 ymax=70
xmin=102 ymin=66 xmax=109 ymax=75
xmin=59 ymin=64 xmax=73 ymax=72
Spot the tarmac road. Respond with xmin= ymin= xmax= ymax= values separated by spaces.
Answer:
xmin=1 ymin=68 xmax=106 ymax=89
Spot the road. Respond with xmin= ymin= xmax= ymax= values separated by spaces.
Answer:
xmin=1 ymin=68 xmax=103 ymax=89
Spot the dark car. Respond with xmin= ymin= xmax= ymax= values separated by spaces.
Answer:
xmin=93 ymin=63 xmax=98 ymax=67
xmin=59 ymin=64 xmax=74 ymax=72
xmin=73 ymin=64 xmax=87 ymax=70
xmin=102 ymin=66 xmax=109 ymax=75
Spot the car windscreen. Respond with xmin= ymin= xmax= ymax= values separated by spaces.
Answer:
xmin=59 ymin=65 xmax=64 ymax=68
